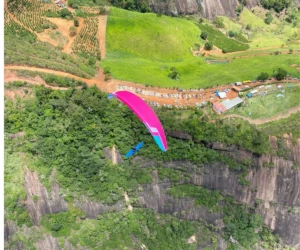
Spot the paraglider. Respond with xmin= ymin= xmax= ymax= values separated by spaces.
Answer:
xmin=107 ymin=90 xmax=168 ymax=153
xmin=125 ymin=142 xmax=144 ymax=158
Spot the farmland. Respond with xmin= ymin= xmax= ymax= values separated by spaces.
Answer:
xmin=7 ymin=0 xmax=58 ymax=32
xmin=72 ymin=17 xmax=100 ymax=59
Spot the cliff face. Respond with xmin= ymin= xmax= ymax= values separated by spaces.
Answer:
xmin=147 ymin=0 xmax=259 ymax=18
xmin=74 ymin=195 xmax=123 ymax=219
xmin=24 ymin=167 xmax=68 ymax=225
xmin=138 ymin=138 xmax=300 ymax=247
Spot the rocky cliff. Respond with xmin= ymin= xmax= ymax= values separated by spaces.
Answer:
xmin=24 ymin=167 xmax=68 ymax=225
xmin=147 ymin=0 xmax=259 ymax=18
xmin=137 ymin=137 xmax=300 ymax=248
xmin=5 ymin=136 xmax=300 ymax=249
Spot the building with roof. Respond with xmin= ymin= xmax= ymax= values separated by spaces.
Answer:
xmin=221 ymin=97 xmax=243 ymax=110
xmin=213 ymin=102 xmax=227 ymax=114
xmin=217 ymin=91 xmax=227 ymax=99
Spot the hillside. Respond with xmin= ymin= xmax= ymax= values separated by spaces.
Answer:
xmin=4 ymin=0 xmax=300 ymax=249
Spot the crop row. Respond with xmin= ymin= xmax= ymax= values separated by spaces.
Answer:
xmin=72 ymin=17 xmax=101 ymax=59
xmin=7 ymin=0 xmax=58 ymax=32
xmin=4 ymin=11 xmax=37 ymax=40
xmin=198 ymin=23 xmax=249 ymax=53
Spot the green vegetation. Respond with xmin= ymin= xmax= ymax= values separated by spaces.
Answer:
xmin=168 ymin=184 xmax=223 ymax=212
xmin=227 ymin=85 xmax=300 ymax=119
xmin=72 ymin=17 xmax=101 ymax=59
xmin=5 ymin=34 xmax=96 ymax=78
xmin=197 ymin=23 xmax=249 ymax=53
xmin=4 ymin=151 xmax=32 ymax=227
xmin=260 ymin=0 xmax=291 ymax=13
xmin=259 ymin=111 xmax=300 ymax=139
xmin=105 ymin=7 xmax=200 ymax=61
xmin=101 ymin=8 xmax=300 ymax=88
xmin=41 ymin=208 xmax=218 ymax=249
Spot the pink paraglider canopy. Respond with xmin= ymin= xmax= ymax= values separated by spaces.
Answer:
xmin=108 ymin=90 xmax=168 ymax=152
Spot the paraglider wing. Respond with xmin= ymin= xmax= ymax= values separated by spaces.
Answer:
xmin=108 ymin=91 xmax=168 ymax=152
xmin=125 ymin=142 xmax=144 ymax=158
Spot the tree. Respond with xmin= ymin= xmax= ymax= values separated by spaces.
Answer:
xmin=168 ymin=67 xmax=180 ymax=80
xmin=289 ymin=48 xmax=293 ymax=54
xmin=228 ymin=30 xmax=235 ymax=37
xmin=264 ymin=12 xmax=273 ymax=24
xmin=246 ymin=24 xmax=252 ymax=30
xmin=88 ymin=56 xmax=96 ymax=66
xmin=60 ymin=8 xmax=72 ymax=18
xmin=74 ymin=19 xmax=79 ymax=27
xmin=200 ymin=31 xmax=208 ymax=40
xmin=69 ymin=26 xmax=77 ymax=37
xmin=204 ymin=41 xmax=213 ymax=50
xmin=257 ymin=72 xmax=269 ymax=81
xmin=273 ymin=68 xmax=287 ymax=80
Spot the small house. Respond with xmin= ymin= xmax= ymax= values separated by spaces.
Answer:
xmin=221 ymin=97 xmax=243 ymax=110
xmin=251 ymin=89 xmax=258 ymax=94
xmin=217 ymin=91 xmax=227 ymax=99
xmin=235 ymin=82 xmax=243 ymax=86
xmin=213 ymin=102 xmax=227 ymax=114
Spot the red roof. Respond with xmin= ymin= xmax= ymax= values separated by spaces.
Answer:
xmin=213 ymin=102 xmax=227 ymax=114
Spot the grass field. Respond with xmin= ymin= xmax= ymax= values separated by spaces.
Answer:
xmin=101 ymin=52 xmax=300 ymax=88
xmin=226 ymin=84 xmax=300 ymax=119
xmin=101 ymin=7 xmax=300 ymax=89
xmin=239 ymin=8 xmax=300 ymax=48
xmin=105 ymin=7 xmax=201 ymax=61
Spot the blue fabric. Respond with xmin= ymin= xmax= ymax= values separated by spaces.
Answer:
xmin=125 ymin=142 xmax=145 ymax=158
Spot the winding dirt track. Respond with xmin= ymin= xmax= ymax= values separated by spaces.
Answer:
xmin=222 ymin=105 xmax=300 ymax=125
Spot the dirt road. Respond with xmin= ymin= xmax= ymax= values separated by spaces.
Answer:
xmin=4 ymin=65 xmax=300 ymax=108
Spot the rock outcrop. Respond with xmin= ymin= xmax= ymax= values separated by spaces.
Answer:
xmin=147 ymin=0 xmax=260 ymax=18
xmin=138 ymin=138 xmax=300 ymax=247
xmin=4 ymin=220 xmax=18 ymax=242
xmin=24 ymin=167 xmax=68 ymax=225
xmin=35 ymin=235 xmax=61 ymax=250
xmin=139 ymin=170 xmax=222 ymax=224
xmin=103 ymin=146 xmax=124 ymax=165
xmin=74 ymin=195 xmax=123 ymax=219
xmin=148 ymin=0 xmax=300 ymax=19
xmin=166 ymin=130 xmax=193 ymax=140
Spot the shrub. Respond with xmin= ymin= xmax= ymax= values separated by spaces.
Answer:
xmin=168 ymin=67 xmax=180 ymax=80
xmin=69 ymin=27 xmax=77 ymax=37
xmin=60 ymin=8 xmax=72 ymax=18
xmin=204 ymin=41 xmax=213 ymax=50
xmin=74 ymin=19 xmax=79 ymax=27
xmin=200 ymin=31 xmax=208 ymax=40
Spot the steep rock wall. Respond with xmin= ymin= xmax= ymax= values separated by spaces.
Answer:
xmin=4 ymin=220 xmax=18 ymax=243
xmin=74 ymin=195 xmax=123 ymax=219
xmin=24 ymin=167 xmax=68 ymax=225
xmin=35 ymin=235 xmax=61 ymax=250
xmin=147 ymin=0 xmax=260 ymax=18
xmin=139 ymin=138 xmax=300 ymax=247
xmin=138 ymin=170 xmax=222 ymax=224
